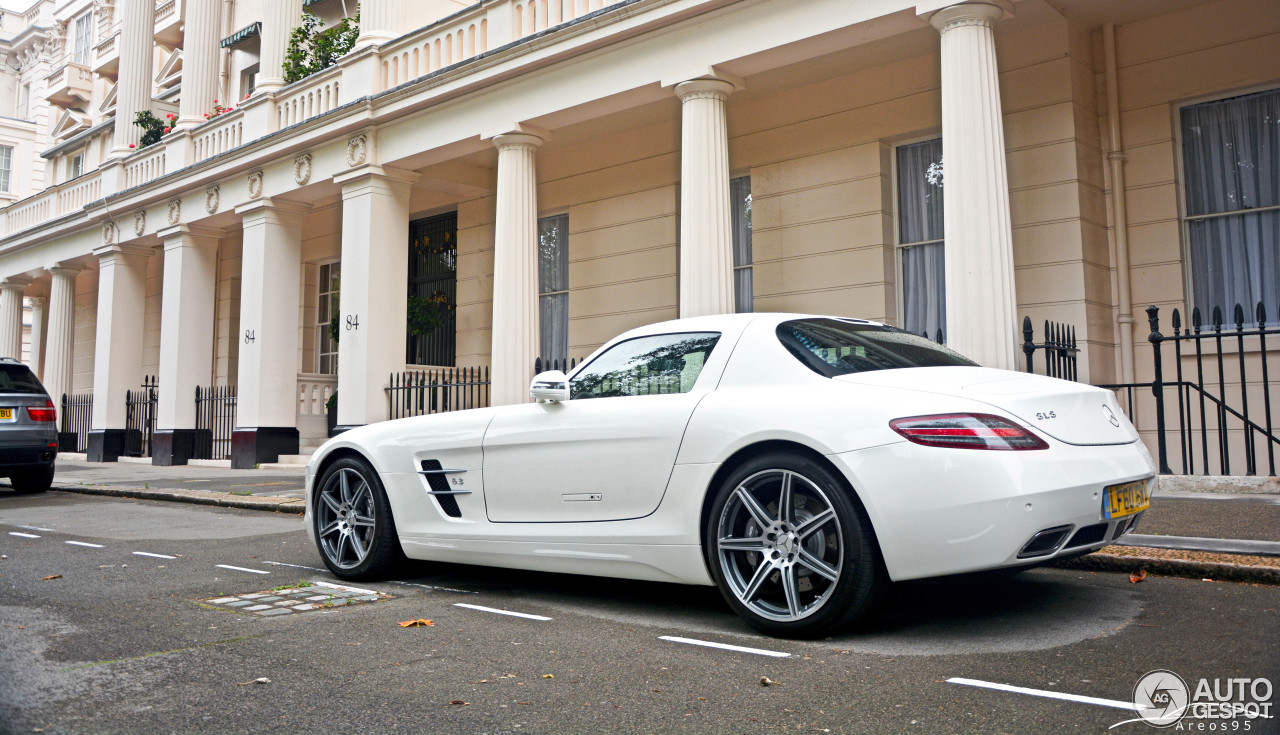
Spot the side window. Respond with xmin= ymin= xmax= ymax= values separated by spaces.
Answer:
xmin=570 ymin=332 xmax=721 ymax=400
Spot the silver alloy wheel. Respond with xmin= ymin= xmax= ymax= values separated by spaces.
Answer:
xmin=316 ymin=467 xmax=377 ymax=570
xmin=716 ymin=469 xmax=843 ymax=622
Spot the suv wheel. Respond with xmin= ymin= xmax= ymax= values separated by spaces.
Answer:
xmin=10 ymin=465 xmax=54 ymax=494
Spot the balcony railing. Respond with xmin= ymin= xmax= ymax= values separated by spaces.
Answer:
xmin=124 ymin=145 xmax=167 ymax=190
xmin=192 ymin=110 xmax=245 ymax=162
xmin=274 ymin=66 xmax=341 ymax=130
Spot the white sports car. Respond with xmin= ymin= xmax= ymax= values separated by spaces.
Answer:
xmin=305 ymin=313 xmax=1155 ymax=637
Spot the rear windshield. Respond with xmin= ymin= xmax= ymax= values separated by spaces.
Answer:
xmin=777 ymin=318 xmax=976 ymax=378
xmin=0 ymin=363 xmax=45 ymax=394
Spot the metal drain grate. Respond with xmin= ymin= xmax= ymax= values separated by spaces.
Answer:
xmin=199 ymin=581 xmax=392 ymax=617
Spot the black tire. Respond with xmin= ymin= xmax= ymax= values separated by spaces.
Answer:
xmin=312 ymin=456 xmax=406 ymax=580
xmin=703 ymin=451 xmax=886 ymax=638
xmin=10 ymin=464 xmax=54 ymax=494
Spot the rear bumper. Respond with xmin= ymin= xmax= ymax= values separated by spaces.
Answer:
xmin=0 ymin=444 xmax=58 ymax=473
xmin=831 ymin=439 xmax=1157 ymax=581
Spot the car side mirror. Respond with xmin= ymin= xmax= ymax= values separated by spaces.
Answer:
xmin=529 ymin=370 xmax=570 ymax=403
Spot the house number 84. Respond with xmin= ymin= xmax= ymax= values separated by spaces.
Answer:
xmin=244 ymin=329 xmax=256 ymax=344
xmin=346 ymin=314 xmax=360 ymax=331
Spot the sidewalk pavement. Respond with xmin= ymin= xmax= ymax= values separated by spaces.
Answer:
xmin=23 ymin=457 xmax=1280 ymax=585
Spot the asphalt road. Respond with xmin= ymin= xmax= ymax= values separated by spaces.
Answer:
xmin=1 ymin=490 xmax=1277 ymax=735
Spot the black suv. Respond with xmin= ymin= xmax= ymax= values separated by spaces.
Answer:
xmin=0 ymin=358 xmax=57 ymax=493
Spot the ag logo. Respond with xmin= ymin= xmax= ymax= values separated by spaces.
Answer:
xmin=1133 ymin=669 xmax=1189 ymax=727
xmin=1103 ymin=404 xmax=1121 ymax=428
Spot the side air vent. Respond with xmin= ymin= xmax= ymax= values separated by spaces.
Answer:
xmin=420 ymin=459 xmax=462 ymax=518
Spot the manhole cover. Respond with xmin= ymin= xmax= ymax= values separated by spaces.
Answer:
xmin=199 ymin=580 xmax=392 ymax=617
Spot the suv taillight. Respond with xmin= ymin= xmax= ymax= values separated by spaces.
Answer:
xmin=26 ymin=399 xmax=56 ymax=422
xmin=890 ymin=413 xmax=1048 ymax=450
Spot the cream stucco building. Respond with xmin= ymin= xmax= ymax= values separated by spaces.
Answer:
xmin=0 ymin=0 xmax=1275 ymax=469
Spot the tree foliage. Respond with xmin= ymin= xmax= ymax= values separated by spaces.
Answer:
xmin=284 ymin=8 xmax=361 ymax=84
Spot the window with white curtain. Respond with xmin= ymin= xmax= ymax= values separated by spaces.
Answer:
xmin=730 ymin=176 xmax=753 ymax=313
xmin=0 ymin=145 xmax=12 ymax=192
xmin=896 ymin=138 xmax=946 ymax=342
xmin=74 ymin=12 xmax=93 ymax=65
xmin=316 ymin=261 xmax=340 ymax=374
xmin=538 ymin=213 xmax=569 ymax=365
xmin=1181 ymin=88 xmax=1280 ymax=325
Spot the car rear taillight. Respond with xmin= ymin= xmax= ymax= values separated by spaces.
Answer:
xmin=890 ymin=413 xmax=1048 ymax=450
xmin=26 ymin=399 xmax=56 ymax=422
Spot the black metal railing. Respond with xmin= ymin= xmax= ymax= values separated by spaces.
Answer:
xmin=386 ymin=366 xmax=489 ymax=419
xmin=59 ymin=392 xmax=92 ymax=452
xmin=1099 ymin=304 xmax=1280 ymax=477
xmin=124 ymin=376 xmax=158 ymax=457
xmin=534 ymin=356 xmax=580 ymax=374
xmin=194 ymin=385 xmax=237 ymax=461
xmin=1022 ymin=317 xmax=1080 ymax=381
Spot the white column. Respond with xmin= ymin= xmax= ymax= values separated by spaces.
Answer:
xmin=258 ymin=0 xmax=305 ymax=94
xmin=334 ymin=166 xmax=417 ymax=427
xmin=112 ymin=0 xmax=156 ymax=154
xmin=89 ymin=246 xmax=153 ymax=461
xmin=177 ymin=0 xmax=222 ymax=129
xmin=27 ymin=297 xmax=46 ymax=377
xmin=490 ymin=132 xmax=542 ymax=407
xmin=232 ymin=199 xmax=307 ymax=467
xmin=675 ymin=78 xmax=735 ymax=318
xmin=356 ymin=0 xmax=406 ymax=48
xmin=154 ymin=226 xmax=219 ymax=465
xmin=43 ymin=267 xmax=79 ymax=404
xmin=0 ymin=279 xmax=29 ymax=359
xmin=930 ymin=1 xmax=1019 ymax=370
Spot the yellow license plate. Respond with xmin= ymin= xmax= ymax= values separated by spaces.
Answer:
xmin=1104 ymin=478 xmax=1151 ymax=519
xmin=0 ymin=408 xmax=11 ymax=420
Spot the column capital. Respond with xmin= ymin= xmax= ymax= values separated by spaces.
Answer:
xmin=0 ymin=276 xmax=31 ymax=292
xmin=920 ymin=1 xmax=1012 ymax=32
xmin=27 ymin=296 xmax=47 ymax=308
xmin=334 ymin=164 xmax=421 ymax=190
xmin=158 ymin=224 xmax=224 ymax=248
xmin=492 ymin=133 xmax=545 ymax=152
xmin=674 ymin=78 xmax=737 ymax=103
xmin=46 ymin=264 xmax=82 ymax=277
xmin=234 ymin=197 xmax=313 ymax=222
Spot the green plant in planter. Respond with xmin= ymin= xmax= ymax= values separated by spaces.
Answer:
xmin=407 ymin=291 xmax=452 ymax=336
xmin=284 ymin=8 xmax=360 ymax=84
xmin=329 ymin=311 xmax=341 ymax=346
xmin=326 ymin=390 xmax=338 ymax=411
xmin=132 ymin=111 xmax=168 ymax=148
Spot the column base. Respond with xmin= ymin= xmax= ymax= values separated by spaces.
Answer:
xmin=231 ymin=428 xmax=299 ymax=469
xmin=86 ymin=430 xmax=128 ymax=462
xmin=58 ymin=432 xmax=80 ymax=453
xmin=151 ymin=429 xmax=204 ymax=466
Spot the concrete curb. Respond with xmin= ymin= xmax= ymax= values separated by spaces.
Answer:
xmin=53 ymin=485 xmax=306 ymax=515
xmin=1052 ymin=546 xmax=1280 ymax=585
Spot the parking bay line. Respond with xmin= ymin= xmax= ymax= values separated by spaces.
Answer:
xmin=133 ymin=551 xmax=177 ymax=559
xmin=658 ymin=635 xmax=791 ymax=658
xmin=215 ymin=564 xmax=270 ymax=575
xmin=947 ymin=678 xmax=1134 ymax=711
xmin=8 ymin=532 xmax=40 ymax=538
xmin=453 ymin=603 xmax=551 ymax=621
xmin=66 ymin=541 xmax=104 ymax=548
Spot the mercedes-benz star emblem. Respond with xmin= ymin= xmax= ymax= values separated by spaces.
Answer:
xmin=1102 ymin=404 xmax=1121 ymax=427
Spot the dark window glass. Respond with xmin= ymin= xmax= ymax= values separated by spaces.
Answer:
xmin=570 ymin=333 xmax=721 ymax=400
xmin=407 ymin=212 xmax=458 ymax=366
xmin=0 ymin=364 xmax=46 ymax=394
xmin=777 ymin=318 xmax=974 ymax=378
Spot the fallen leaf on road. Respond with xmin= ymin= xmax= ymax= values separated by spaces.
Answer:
xmin=760 ymin=676 xmax=779 ymax=687
xmin=448 ymin=700 xmax=470 ymax=706
xmin=1129 ymin=569 xmax=1148 ymax=583
xmin=399 ymin=619 xmax=435 ymax=627
xmin=236 ymin=677 xmax=271 ymax=686
xmin=542 ymin=674 xmax=554 ymax=679
xmin=42 ymin=575 xmax=62 ymax=580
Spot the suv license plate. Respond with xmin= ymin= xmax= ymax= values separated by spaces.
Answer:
xmin=1104 ymin=478 xmax=1151 ymax=519
xmin=0 ymin=408 xmax=11 ymax=420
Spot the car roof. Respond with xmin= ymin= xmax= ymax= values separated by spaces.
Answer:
xmin=610 ymin=312 xmax=887 ymax=340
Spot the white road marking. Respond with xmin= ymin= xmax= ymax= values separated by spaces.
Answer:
xmin=453 ymin=603 xmax=551 ymax=621
xmin=310 ymin=580 xmax=378 ymax=595
xmin=13 ymin=525 xmax=53 ymax=532
xmin=8 ymin=532 xmax=40 ymax=538
xmin=658 ymin=636 xmax=791 ymax=658
xmin=66 ymin=541 xmax=104 ymax=548
xmin=264 ymin=561 xmax=327 ymax=572
xmin=215 ymin=564 xmax=270 ymax=575
xmin=133 ymin=551 xmax=177 ymax=559
xmin=262 ymin=561 xmax=479 ymax=595
xmin=947 ymin=678 xmax=1134 ymax=711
